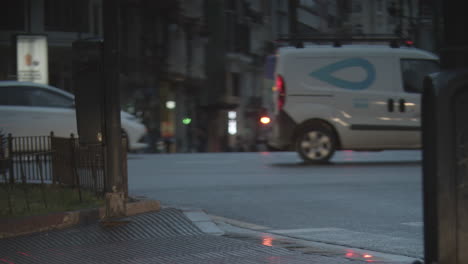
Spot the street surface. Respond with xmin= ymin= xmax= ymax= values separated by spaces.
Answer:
xmin=128 ymin=150 xmax=423 ymax=258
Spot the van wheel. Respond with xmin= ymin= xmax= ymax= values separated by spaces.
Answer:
xmin=295 ymin=125 xmax=336 ymax=164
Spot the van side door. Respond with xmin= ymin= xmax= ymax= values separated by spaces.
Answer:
xmin=330 ymin=56 xmax=404 ymax=149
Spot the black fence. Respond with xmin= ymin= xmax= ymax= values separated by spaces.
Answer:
xmin=6 ymin=135 xmax=53 ymax=185
xmin=50 ymin=135 xmax=106 ymax=194
xmin=0 ymin=133 xmax=127 ymax=216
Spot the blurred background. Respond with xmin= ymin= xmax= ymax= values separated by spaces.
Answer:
xmin=0 ymin=0 xmax=439 ymax=153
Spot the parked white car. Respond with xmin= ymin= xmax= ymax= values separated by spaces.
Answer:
xmin=267 ymin=44 xmax=439 ymax=163
xmin=0 ymin=81 xmax=148 ymax=151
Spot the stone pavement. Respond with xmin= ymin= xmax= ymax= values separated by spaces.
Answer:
xmin=0 ymin=208 xmax=407 ymax=264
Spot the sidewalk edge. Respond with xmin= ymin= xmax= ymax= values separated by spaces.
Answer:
xmin=0 ymin=199 xmax=161 ymax=239
xmin=165 ymin=206 xmax=224 ymax=236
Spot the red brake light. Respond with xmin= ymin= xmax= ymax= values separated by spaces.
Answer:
xmin=405 ymin=40 xmax=414 ymax=46
xmin=276 ymin=75 xmax=286 ymax=110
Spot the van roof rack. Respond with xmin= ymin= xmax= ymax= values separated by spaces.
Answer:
xmin=276 ymin=34 xmax=410 ymax=49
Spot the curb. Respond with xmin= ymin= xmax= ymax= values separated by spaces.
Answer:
xmin=210 ymin=214 xmax=422 ymax=264
xmin=0 ymin=198 xmax=161 ymax=239
xmin=159 ymin=205 xmax=224 ymax=236
xmin=181 ymin=208 xmax=224 ymax=236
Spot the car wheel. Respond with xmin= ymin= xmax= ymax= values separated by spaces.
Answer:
xmin=295 ymin=124 xmax=336 ymax=164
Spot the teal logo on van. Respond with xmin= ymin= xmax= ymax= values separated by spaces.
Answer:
xmin=309 ymin=58 xmax=376 ymax=90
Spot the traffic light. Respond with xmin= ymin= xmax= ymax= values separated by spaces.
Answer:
xmin=182 ymin=118 xmax=192 ymax=125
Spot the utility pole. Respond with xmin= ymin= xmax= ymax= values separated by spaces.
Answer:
xmin=204 ymin=0 xmax=228 ymax=152
xmin=103 ymin=0 xmax=125 ymax=218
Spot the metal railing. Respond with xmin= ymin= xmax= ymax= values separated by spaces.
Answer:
xmin=0 ymin=133 xmax=128 ymax=216
xmin=51 ymin=135 xmax=106 ymax=196
xmin=6 ymin=135 xmax=53 ymax=184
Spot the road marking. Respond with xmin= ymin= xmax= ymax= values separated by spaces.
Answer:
xmin=401 ymin=222 xmax=423 ymax=227
xmin=209 ymin=215 xmax=270 ymax=230
xmin=176 ymin=160 xmax=237 ymax=164
xmin=270 ymin=228 xmax=342 ymax=234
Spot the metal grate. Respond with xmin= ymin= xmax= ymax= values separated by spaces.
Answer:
xmin=0 ymin=208 xmax=368 ymax=264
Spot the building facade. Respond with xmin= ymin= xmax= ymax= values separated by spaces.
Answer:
xmin=346 ymin=0 xmax=435 ymax=51
xmin=0 ymin=0 xmax=103 ymax=91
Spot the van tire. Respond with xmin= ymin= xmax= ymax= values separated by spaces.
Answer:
xmin=295 ymin=124 xmax=336 ymax=164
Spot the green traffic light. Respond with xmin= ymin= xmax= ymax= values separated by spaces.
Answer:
xmin=182 ymin=118 xmax=192 ymax=125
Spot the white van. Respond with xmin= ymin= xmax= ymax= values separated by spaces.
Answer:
xmin=266 ymin=44 xmax=439 ymax=163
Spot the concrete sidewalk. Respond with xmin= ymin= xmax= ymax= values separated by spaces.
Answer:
xmin=0 ymin=208 xmax=408 ymax=264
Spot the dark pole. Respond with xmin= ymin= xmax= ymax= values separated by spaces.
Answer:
xmin=103 ymin=0 xmax=125 ymax=217
xmin=440 ymin=1 xmax=468 ymax=69
xmin=432 ymin=0 xmax=442 ymax=52
xmin=288 ymin=0 xmax=301 ymax=47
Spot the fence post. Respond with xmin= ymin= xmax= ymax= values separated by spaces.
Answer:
xmin=36 ymin=154 xmax=48 ymax=208
xmin=50 ymin=131 xmax=57 ymax=184
xmin=1 ymin=160 xmax=13 ymax=215
xmin=7 ymin=133 xmax=14 ymax=184
xmin=70 ymin=134 xmax=82 ymax=202
xmin=122 ymin=135 xmax=128 ymax=199
xmin=92 ymin=159 xmax=98 ymax=196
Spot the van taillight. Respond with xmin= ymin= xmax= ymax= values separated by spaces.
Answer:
xmin=276 ymin=75 xmax=286 ymax=111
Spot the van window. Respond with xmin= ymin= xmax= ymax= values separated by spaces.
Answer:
xmin=401 ymin=59 xmax=439 ymax=93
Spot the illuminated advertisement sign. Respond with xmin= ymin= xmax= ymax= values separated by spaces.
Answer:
xmin=17 ymin=35 xmax=49 ymax=84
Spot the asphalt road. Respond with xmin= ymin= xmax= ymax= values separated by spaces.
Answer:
xmin=128 ymin=150 xmax=423 ymax=258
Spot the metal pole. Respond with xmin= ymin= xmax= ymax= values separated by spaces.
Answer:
xmin=7 ymin=134 xmax=14 ymax=184
xmin=288 ymin=0 xmax=301 ymax=48
xmin=103 ymin=0 xmax=125 ymax=218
